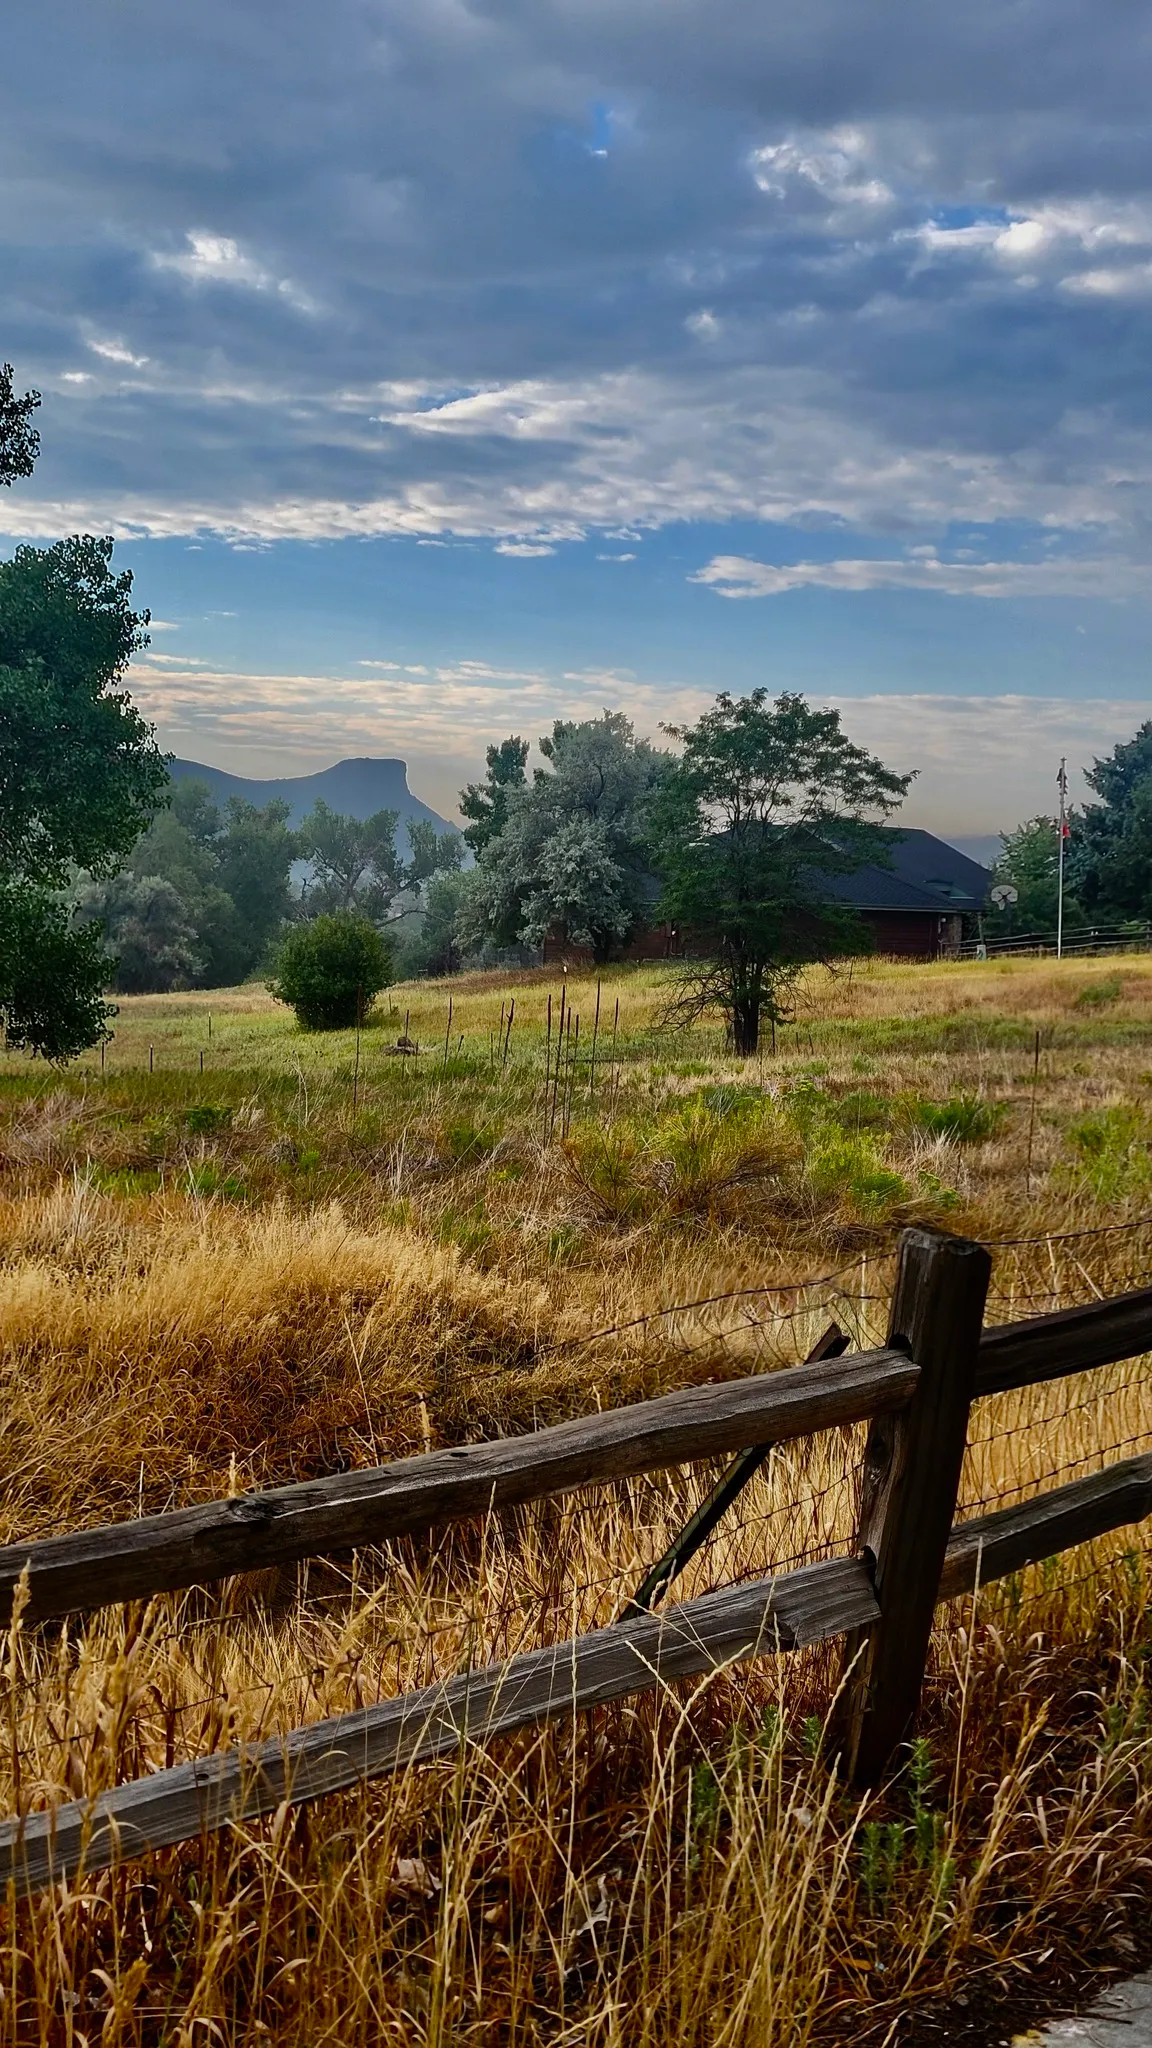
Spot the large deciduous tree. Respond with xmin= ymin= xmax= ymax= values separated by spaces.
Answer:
xmin=0 ymin=536 xmax=168 ymax=1057
xmin=649 ymin=690 xmax=911 ymax=1055
xmin=460 ymin=712 xmax=669 ymax=959
xmin=1068 ymin=722 xmax=1152 ymax=921
xmin=460 ymin=736 xmax=529 ymax=855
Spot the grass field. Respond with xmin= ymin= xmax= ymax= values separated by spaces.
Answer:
xmin=1 ymin=952 xmax=1151 ymax=2044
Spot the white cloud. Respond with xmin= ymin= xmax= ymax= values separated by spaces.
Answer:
xmin=685 ymin=308 xmax=721 ymax=338
xmin=750 ymin=129 xmax=892 ymax=210
xmin=86 ymin=336 xmax=150 ymax=368
xmin=60 ymin=371 xmax=91 ymax=384
xmin=128 ymin=648 xmax=1151 ymax=834
xmin=494 ymin=540 xmax=557 ymax=557
xmin=596 ymin=551 xmax=636 ymax=561
xmin=11 ymin=358 xmax=1150 ymax=546
xmin=151 ymin=230 xmax=315 ymax=310
xmin=690 ymin=552 xmax=1141 ymax=600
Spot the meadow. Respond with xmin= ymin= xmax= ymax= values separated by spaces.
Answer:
xmin=0 ymin=951 xmax=1151 ymax=2045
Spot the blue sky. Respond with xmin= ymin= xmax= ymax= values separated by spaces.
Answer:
xmin=3 ymin=0 xmax=1152 ymax=828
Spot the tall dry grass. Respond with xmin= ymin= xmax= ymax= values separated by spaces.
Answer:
xmin=0 ymin=957 xmax=1151 ymax=2041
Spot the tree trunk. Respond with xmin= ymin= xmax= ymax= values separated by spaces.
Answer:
xmin=732 ymin=993 xmax=760 ymax=1056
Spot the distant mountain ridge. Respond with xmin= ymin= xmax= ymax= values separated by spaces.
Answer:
xmin=943 ymin=833 xmax=1004 ymax=869
xmin=168 ymin=756 xmax=458 ymax=846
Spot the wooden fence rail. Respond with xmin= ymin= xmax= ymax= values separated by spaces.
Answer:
xmin=1 ymin=1227 xmax=1150 ymax=1897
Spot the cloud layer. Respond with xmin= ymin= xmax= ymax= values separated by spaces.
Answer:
xmin=1 ymin=0 xmax=1152 ymax=593
xmin=129 ymin=642 xmax=1142 ymax=833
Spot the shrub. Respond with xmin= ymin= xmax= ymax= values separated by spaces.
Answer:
xmin=910 ymin=1095 xmax=1003 ymax=1144
xmin=269 ymin=913 xmax=392 ymax=1031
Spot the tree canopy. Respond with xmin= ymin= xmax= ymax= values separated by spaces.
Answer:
xmin=989 ymin=816 xmax=1082 ymax=937
xmin=0 ymin=364 xmax=39 ymax=488
xmin=460 ymin=737 xmax=529 ymax=855
xmin=649 ymin=690 xmax=911 ymax=1054
xmin=1068 ymin=723 xmax=1152 ymax=921
xmin=0 ymin=529 xmax=168 ymax=1058
xmin=460 ymin=712 xmax=669 ymax=959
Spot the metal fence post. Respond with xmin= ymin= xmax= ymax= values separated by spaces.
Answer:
xmin=840 ymin=1226 xmax=991 ymax=1786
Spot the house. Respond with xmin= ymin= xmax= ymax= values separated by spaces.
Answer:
xmin=819 ymin=829 xmax=992 ymax=960
xmin=541 ymin=828 xmax=991 ymax=967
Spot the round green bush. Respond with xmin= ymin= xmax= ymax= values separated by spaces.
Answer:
xmin=270 ymin=912 xmax=392 ymax=1030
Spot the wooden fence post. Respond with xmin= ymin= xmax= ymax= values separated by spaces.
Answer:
xmin=840 ymin=1225 xmax=991 ymax=1786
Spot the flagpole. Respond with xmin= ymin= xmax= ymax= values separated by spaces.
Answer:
xmin=1057 ymin=757 xmax=1067 ymax=960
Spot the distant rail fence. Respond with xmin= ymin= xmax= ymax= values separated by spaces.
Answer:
xmin=958 ymin=919 xmax=1152 ymax=961
xmin=2 ymin=1227 xmax=1151 ymax=1897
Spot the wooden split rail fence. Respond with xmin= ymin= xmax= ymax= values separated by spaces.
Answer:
xmin=2 ymin=1227 xmax=1151 ymax=1897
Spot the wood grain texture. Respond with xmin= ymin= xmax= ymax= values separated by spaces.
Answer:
xmin=976 ymin=1287 xmax=1152 ymax=1397
xmin=841 ymin=1227 xmax=991 ymax=1787
xmin=939 ymin=1452 xmax=1152 ymax=1602
xmin=0 ymin=1555 xmax=878 ymax=1897
xmin=0 ymin=1348 xmax=916 ymax=1625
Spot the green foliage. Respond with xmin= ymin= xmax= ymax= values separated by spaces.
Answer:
xmin=989 ymin=816 xmax=1081 ymax=936
xmin=0 ymin=363 xmax=40 ymax=486
xmin=81 ymin=781 xmax=297 ymax=992
xmin=650 ymin=691 xmax=911 ymax=1055
xmin=804 ymin=1129 xmax=910 ymax=1216
xmin=1064 ymin=1105 xmax=1152 ymax=1204
xmin=1069 ymin=721 xmax=1152 ymax=920
xmin=0 ymin=883 xmax=114 ymax=1061
xmin=0 ymin=531 xmax=169 ymax=1056
xmin=0 ymin=537 xmax=164 ymax=887
xmin=185 ymin=1104 xmax=233 ymax=1134
xmin=269 ymin=912 xmax=393 ymax=1030
xmin=297 ymin=799 xmax=405 ymax=916
xmin=460 ymin=735 xmax=529 ymax=855
xmin=76 ymin=872 xmax=200 ymax=993
xmin=911 ymin=1094 xmax=1003 ymax=1143
xmin=1075 ymin=974 xmax=1125 ymax=1009
xmin=460 ymin=711 xmax=670 ymax=959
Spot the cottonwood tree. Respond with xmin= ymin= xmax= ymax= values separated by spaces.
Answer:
xmin=648 ymin=690 xmax=911 ymax=1056
xmin=298 ymin=800 xmax=460 ymax=920
xmin=0 ymin=535 xmax=167 ymax=1056
xmin=460 ymin=711 xmax=669 ymax=958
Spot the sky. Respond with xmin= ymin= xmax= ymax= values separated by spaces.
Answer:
xmin=2 ymin=0 xmax=1151 ymax=830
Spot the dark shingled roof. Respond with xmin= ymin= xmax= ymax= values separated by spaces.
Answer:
xmin=822 ymin=829 xmax=991 ymax=913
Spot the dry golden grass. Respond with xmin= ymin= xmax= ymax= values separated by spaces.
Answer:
xmin=0 ymin=953 xmax=1150 ymax=2043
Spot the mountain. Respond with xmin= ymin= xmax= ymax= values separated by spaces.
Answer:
xmin=943 ymin=833 xmax=1003 ymax=870
xmin=168 ymin=756 xmax=458 ymax=847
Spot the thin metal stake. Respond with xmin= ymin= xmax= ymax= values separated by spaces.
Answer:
xmin=1026 ymin=1028 xmax=1041 ymax=1188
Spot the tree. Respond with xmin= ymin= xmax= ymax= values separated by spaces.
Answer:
xmin=297 ymin=801 xmax=460 ymax=921
xmin=269 ymin=912 xmax=393 ymax=1030
xmin=1068 ymin=722 xmax=1152 ymax=920
xmin=0 ymin=535 xmax=167 ymax=1057
xmin=648 ymin=690 xmax=912 ymax=1055
xmin=460 ymin=736 xmax=529 ymax=855
xmin=0 ymin=887 xmax=112 ymax=1061
xmin=989 ymin=817 xmax=1082 ymax=936
xmin=460 ymin=712 xmax=669 ymax=959
xmin=214 ymin=797 xmax=297 ymax=971
xmin=0 ymin=364 xmax=40 ymax=488
xmin=77 ymin=873 xmax=200 ymax=994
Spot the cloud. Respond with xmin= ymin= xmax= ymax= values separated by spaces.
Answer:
xmin=86 ymin=337 xmax=150 ymax=369
xmin=127 ymin=639 xmax=1150 ymax=832
xmin=494 ymin=540 xmax=558 ymax=557
xmin=3 ymin=0 xmax=1152 ymax=590
xmin=691 ymin=552 xmax=1140 ymax=600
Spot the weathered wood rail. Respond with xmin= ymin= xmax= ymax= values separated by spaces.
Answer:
xmin=2 ymin=1228 xmax=1150 ymax=1897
